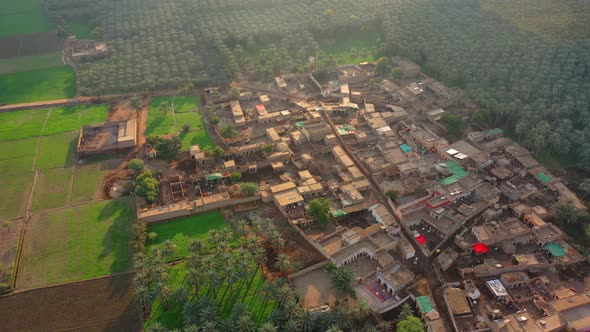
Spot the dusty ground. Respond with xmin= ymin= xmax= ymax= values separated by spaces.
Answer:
xmin=0 ymin=273 xmax=140 ymax=332
xmin=291 ymin=265 xmax=346 ymax=309
xmin=0 ymin=218 xmax=23 ymax=266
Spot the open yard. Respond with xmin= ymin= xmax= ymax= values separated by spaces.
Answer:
xmin=0 ymin=172 xmax=34 ymax=221
xmin=0 ymin=0 xmax=53 ymax=37
xmin=17 ymin=198 xmax=135 ymax=289
xmin=146 ymin=211 xmax=227 ymax=261
xmin=0 ymin=138 xmax=37 ymax=173
xmin=0 ymin=66 xmax=76 ymax=104
xmin=0 ymin=108 xmax=48 ymax=140
xmin=0 ymin=217 xmax=24 ymax=289
xmin=0 ymin=273 xmax=141 ymax=331
xmin=66 ymin=21 xmax=92 ymax=39
xmin=35 ymin=132 xmax=78 ymax=169
xmin=31 ymin=167 xmax=75 ymax=212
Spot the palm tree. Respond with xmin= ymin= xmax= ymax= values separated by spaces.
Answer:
xmin=578 ymin=178 xmax=590 ymax=195
xmin=253 ymin=246 xmax=267 ymax=275
xmin=171 ymin=285 xmax=189 ymax=305
xmin=237 ymin=219 xmax=249 ymax=238
xmin=182 ymin=324 xmax=199 ymax=332
xmin=259 ymin=322 xmax=278 ymax=332
xmin=326 ymin=324 xmax=343 ymax=332
xmin=187 ymin=267 xmax=201 ymax=295
xmin=399 ymin=303 xmax=414 ymax=319
xmin=201 ymin=321 xmax=217 ymax=332
xmin=238 ymin=314 xmax=257 ymax=332
xmin=270 ymin=231 xmax=285 ymax=250
xmin=147 ymin=322 xmax=167 ymax=332
xmin=353 ymin=298 xmax=370 ymax=322
xmin=186 ymin=251 xmax=201 ymax=269
xmin=187 ymin=238 xmax=203 ymax=255
xmin=275 ymin=253 xmax=291 ymax=273
xmin=135 ymin=284 xmax=152 ymax=317
xmin=376 ymin=320 xmax=393 ymax=332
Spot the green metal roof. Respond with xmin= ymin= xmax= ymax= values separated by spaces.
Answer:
xmin=483 ymin=128 xmax=503 ymax=137
xmin=544 ymin=243 xmax=566 ymax=257
xmin=440 ymin=160 xmax=468 ymax=185
xmin=296 ymin=121 xmax=304 ymax=129
xmin=330 ymin=210 xmax=347 ymax=218
xmin=416 ymin=296 xmax=434 ymax=313
xmin=206 ymin=173 xmax=223 ymax=181
xmin=400 ymin=144 xmax=413 ymax=153
xmin=537 ymin=172 xmax=552 ymax=184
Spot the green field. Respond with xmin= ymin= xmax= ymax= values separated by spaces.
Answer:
xmin=0 ymin=0 xmax=53 ymax=37
xmin=0 ymin=172 xmax=34 ymax=221
xmin=147 ymin=211 xmax=227 ymax=261
xmin=66 ymin=21 xmax=92 ymax=39
xmin=31 ymin=167 xmax=74 ymax=212
xmin=146 ymin=262 xmax=275 ymax=330
xmin=319 ymin=30 xmax=381 ymax=65
xmin=0 ymin=108 xmax=48 ymax=140
xmin=174 ymin=96 xmax=214 ymax=149
xmin=0 ymin=66 xmax=76 ymax=105
xmin=43 ymin=104 xmax=109 ymax=135
xmin=0 ymin=53 xmax=62 ymax=75
xmin=35 ymin=132 xmax=78 ymax=169
xmin=18 ymin=198 xmax=134 ymax=288
xmin=0 ymin=139 xmax=37 ymax=173
xmin=147 ymin=96 xmax=176 ymax=136
xmin=71 ymin=163 xmax=108 ymax=204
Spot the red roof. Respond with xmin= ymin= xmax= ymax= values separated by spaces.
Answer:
xmin=256 ymin=104 xmax=266 ymax=111
xmin=416 ymin=235 xmax=427 ymax=245
xmin=473 ymin=243 xmax=489 ymax=254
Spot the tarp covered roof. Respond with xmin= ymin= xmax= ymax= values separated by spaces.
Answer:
xmin=416 ymin=235 xmax=427 ymax=245
xmin=330 ymin=210 xmax=347 ymax=218
xmin=537 ymin=172 xmax=552 ymax=184
xmin=544 ymin=243 xmax=566 ymax=257
xmin=416 ymin=296 xmax=435 ymax=313
xmin=400 ymin=144 xmax=413 ymax=153
xmin=441 ymin=160 xmax=468 ymax=185
xmin=473 ymin=243 xmax=489 ymax=254
xmin=206 ymin=173 xmax=223 ymax=181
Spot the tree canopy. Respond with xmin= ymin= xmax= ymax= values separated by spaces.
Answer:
xmin=136 ymin=171 xmax=160 ymax=203
xmin=397 ymin=315 xmax=425 ymax=332
xmin=441 ymin=113 xmax=465 ymax=138
xmin=308 ymin=198 xmax=330 ymax=225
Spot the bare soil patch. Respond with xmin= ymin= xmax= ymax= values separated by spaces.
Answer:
xmin=0 ymin=273 xmax=140 ymax=332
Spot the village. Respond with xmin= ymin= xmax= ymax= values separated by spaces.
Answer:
xmin=71 ymin=56 xmax=590 ymax=332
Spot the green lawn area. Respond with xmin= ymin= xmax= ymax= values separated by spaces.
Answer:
xmin=147 ymin=96 xmax=176 ymax=136
xmin=35 ymin=132 xmax=77 ymax=169
xmin=0 ymin=53 xmax=62 ymax=75
xmin=173 ymin=95 xmax=214 ymax=149
xmin=71 ymin=163 xmax=108 ymax=204
xmin=146 ymin=211 xmax=227 ymax=261
xmin=0 ymin=172 xmax=34 ymax=221
xmin=146 ymin=261 xmax=276 ymax=330
xmin=0 ymin=108 xmax=48 ymax=140
xmin=18 ymin=198 xmax=134 ymax=288
xmin=536 ymin=150 xmax=579 ymax=170
xmin=66 ymin=21 xmax=92 ymax=39
xmin=319 ymin=30 xmax=381 ymax=65
xmin=0 ymin=66 xmax=76 ymax=104
xmin=0 ymin=138 xmax=37 ymax=173
xmin=0 ymin=0 xmax=53 ymax=37
xmin=32 ymin=167 xmax=74 ymax=212
xmin=43 ymin=104 xmax=109 ymax=135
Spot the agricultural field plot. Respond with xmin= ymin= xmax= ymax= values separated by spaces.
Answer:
xmin=66 ymin=21 xmax=92 ymax=39
xmin=0 ymin=273 xmax=141 ymax=331
xmin=146 ymin=262 xmax=276 ymax=330
xmin=0 ymin=218 xmax=24 ymax=290
xmin=146 ymin=96 xmax=176 ymax=136
xmin=169 ymin=95 xmax=215 ymax=149
xmin=319 ymin=30 xmax=381 ymax=65
xmin=43 ymin=104 xmax=109 ymax=135
xmin=17 ymin=198 xmax=134 ymax=289
xmin=70 ymin=163 xmax=109 ymax=204
xmin=0 ymin=52 xmax=62 ymax=75
xmin=0 ymin=108 xmax=48 ymax=140
xmin=0 ymin=138 xmax=37 ymax=173
xmin=0 ymin=0 xmax=53 ymax=37
xmin=35 ymin=132 xmax=78 ymax=169
xmin=146 ymin=211 xmax=227 ymax=261
xmin=31 ymin=167 xmax=75 ymax=213
xmin=0 ymin=172 xmax=34 ymax=221
xmin=0 ymin=66 xmax=76 ymax=105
